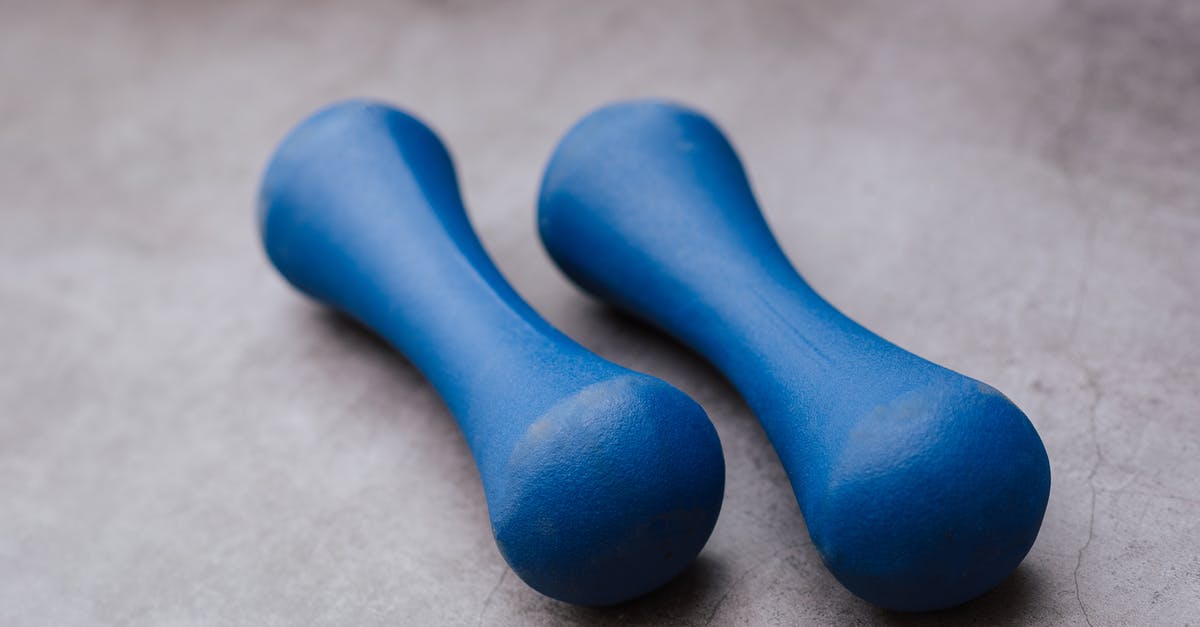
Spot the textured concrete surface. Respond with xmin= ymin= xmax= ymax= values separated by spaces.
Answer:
xmin=2 ymin=1 xmax=1198 ymax=624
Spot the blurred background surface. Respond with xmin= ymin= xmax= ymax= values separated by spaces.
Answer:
xmin=2 ymin=0 xmax=1198 ymax=624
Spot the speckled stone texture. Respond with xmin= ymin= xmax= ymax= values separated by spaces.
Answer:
xmin=1 ymin=1 xmax=1197 ymax=625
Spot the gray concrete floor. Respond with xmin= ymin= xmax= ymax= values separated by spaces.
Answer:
xmin=2 ymin=0 xmax=1198 ymax=624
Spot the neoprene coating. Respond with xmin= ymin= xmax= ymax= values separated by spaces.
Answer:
xmin=538 ymin=99 xmax=1052 ymax=612
xmin=258 ymin=100 xmax=726 ymax=606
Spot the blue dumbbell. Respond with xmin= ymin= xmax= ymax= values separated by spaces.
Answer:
xmin=538 ymin=100 xmax=1051 ymax=612
xmin=257 ymin=100 xmax=725 ymax=606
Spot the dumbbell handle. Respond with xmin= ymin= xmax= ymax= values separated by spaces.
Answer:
xmin=259 ymin=102 xmax=595 ymax=475
xmin=258 ymin=100 xmax=724 ymax=606
xmin=538 ymin=100 xmax=1050 ymax=612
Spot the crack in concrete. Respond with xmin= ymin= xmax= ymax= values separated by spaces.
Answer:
xmin=1099 ymin=488 xmax=1200 ymax=507
xmin=1047 ymin=14 xmax=1107 ymax=623
xmin=1073 ymin=368 xmax=1104 ymax=627
xmin=476 ymin=567 xmax=508 ymax=626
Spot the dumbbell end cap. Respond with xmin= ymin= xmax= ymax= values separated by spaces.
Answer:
xmin=487 ymin=374 xmax=726 ymax=606
xmin=806 ymin=380 xmax=1051 ymax=612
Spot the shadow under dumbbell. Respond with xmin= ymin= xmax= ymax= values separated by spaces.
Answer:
xmin=305 ymin=304 xmax=473 ymax=464
xmin=564 ymin=300 xmax=742 ymax=411
xmin=310 ymin=307 xmax=422 ymax=375
xmin=872 ymin=565 xmax=1047 ymax=625
xmin=305 ymin=305 xmax=480 ymax=471
xmin=532 ymin=555 xmax=724 ymax=625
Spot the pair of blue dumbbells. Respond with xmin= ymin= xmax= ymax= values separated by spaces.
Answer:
xmin=258 ymin=99 xmax=1050 ymax=612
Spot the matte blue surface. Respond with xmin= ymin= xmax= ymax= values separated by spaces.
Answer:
xmin=257 ymin=100 xmax=725 ymax=606
xmin=538 ymin=100 xmax=1052 ymax=612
